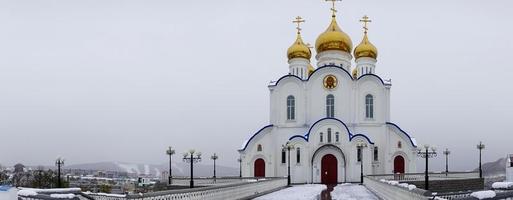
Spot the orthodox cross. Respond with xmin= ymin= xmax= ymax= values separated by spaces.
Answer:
xmin=360 ymin=15 xmax=372 ymax=33
xmin=292 ymin=16 xmax=305 ymax=34
xmin=325 ymin=0 xmax=342 ymax=17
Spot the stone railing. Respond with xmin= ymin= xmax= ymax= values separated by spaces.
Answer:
xmin=364 ymin=176 xmax=431 ymax=200
xmin=169 ymin=176 xmax=255 ymax=186
xmin=88 ymin=177 xmax=287 ymax=200
xmin=368 ymin=171 xmax=479 ymax=182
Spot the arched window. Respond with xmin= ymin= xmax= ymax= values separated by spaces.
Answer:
xmin=287 ymin=95 xmax=295 ymax=120
xmin=257 ymin=144 xmax=262 ymax=152
xmin=296 ymin=147 xmax=301 ymax=164
xmin=320 ymin=132 xmax=323 ymax=143
xmin=357 ymin=148 xmax=362 ymax=162
xmin=335 ymin=132 xmax=340 ymax=142
xmin=281 ymin=149 xmax=286 ymax=164
xmin=326 ymin=94 xmax=335 ymax=118
xmin=397 ymin=141 xmax=402 ymax=149
xmin=365 ymin=94 xmax=374 ymax=119
xmin=327 ymin=128 xmax=332 ymax=143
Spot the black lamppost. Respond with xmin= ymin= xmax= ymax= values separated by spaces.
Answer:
xmin=211 ymin=153 xmax=218 ymax=183
xmin=477 ymin=141 xmax=485 ymax=179
xmin=237 ymin=157 xmax=242 ymax=178
xmin=183 ymin=150 xmax=201 ymax=188
xmin=55 ymin=157 xmax=65 ymax=188
xmin=166 ymin=146 xmax=175 ymax=185
xmin=282 ymin=142 xmax=294 ymax=186
xmin=356 ymin=142 xmax=368 ymax=184
xmin=417 ymin=145 xmax=437 ymax=190
xmin=443 ymin=148 xmax=451 ymax=175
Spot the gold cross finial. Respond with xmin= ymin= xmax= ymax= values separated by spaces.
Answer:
xmin=292 ymin=16 xmax=305 ymax=34
xmin=325 ymin=0 xmax=342 ymax=17
xmin=360 ymin=15 xmax=372 ymax=33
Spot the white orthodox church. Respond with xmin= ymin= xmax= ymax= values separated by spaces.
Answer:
xmin=238 ymin=6 xmax=418 ymax=184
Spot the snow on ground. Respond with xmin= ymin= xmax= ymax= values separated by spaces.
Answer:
xmin=0 ymin=187 xmax=19 ymax=200
xmin=470 ymin=190 xmax=496 ymax=199
xmin=254 ymin=184 xmax=327 ymax=200
xmin=331 ymin=184 xmax=379 ymax=200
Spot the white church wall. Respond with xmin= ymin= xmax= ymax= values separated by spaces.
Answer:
xmin=356 ymin=76 xmax=386 ymax=124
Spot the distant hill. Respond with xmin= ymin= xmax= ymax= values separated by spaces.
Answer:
xmin=64 ymin=161 xmax=238 ymax=177
xmin=477 ymin=157 xmax=507 ymax=177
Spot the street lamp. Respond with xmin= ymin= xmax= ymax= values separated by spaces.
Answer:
xmin=477 ymin=141 xmax=485 ymax=178
xmin=282 ymin=142 xmax=295 ymax=186
xmin=183 ymin=149 xmax=202 ymax=188
xmin=417 ymin=144 xmax=437 ymax=190
xmin=211 ymin=153 xmax=218 ymax=183
xmin=356 ymin=142 xmax=368 ymax=184
xmin=237 ymin=157 xmax=242 ymax=178
xmin=443 ymin=148 xmax=451 ymax=175
xmin=166 ymin=146 xmax=175 ymax=185
xmin=55 ymin=157 xmax=65 ymax=188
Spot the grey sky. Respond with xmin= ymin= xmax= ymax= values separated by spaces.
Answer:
xmin=0 ymin=0 xmax=512 ymax=172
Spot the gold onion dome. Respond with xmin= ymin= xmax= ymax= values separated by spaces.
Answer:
xmin=287 ymin=33 xmax=311 ymax=60
xmin=315 ymin=16 xmax=353 ymax=54
xmin=354 ymin=33 xmax=378 ymax=59
xmin=308 ymin=63 xmax=315 ymax=75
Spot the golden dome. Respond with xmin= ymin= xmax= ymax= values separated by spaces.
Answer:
xmin=354 ymin=33 xmax=378 ymax=59
xmin=287 ymin=33 xmax=311 ymax=60
xmin=308 ymin=63 xmax=315 ymax=76
xmin=315 ymin=16 xmax=353 ymax=54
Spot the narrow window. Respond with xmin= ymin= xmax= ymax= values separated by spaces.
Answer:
xmin=374 ymin=147 xmax=379 ymax=161
xmin=320 ymin=132 xmax=323 ymax=143
xmin=357 ymin=148 xmax=362 ymax=162
xmin=326 ymin=94 xmax=335 ymax=118
xmin=257 ymin=144 xmax=262 ymax=152
xmin=301 ymin=68 xmax=303 ymax=78
xmin=296 ymin=147 xmax=301 ymax=164
xmin=281 ymin=149 xmax=286 ymax=164
xmin=397 ymin=141 xmax=402 ymax=149
xmin=335 ymin=132 xmax=339 ymax=142
xmin=365 ymin=94 xmax=374 ymax=119
xmin=287 ymin=95 xmax=295 ymax=120
xmin=327 ymin=128 xmax=332 ymax=143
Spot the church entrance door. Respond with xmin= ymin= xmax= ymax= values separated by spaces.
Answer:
xmin=394 ymin=156 xmax=405 ymax=173
xmin=321 ymin=154 xmax=337 ymax=184
xmin=254 ymin=158 xmax=265 ymax=177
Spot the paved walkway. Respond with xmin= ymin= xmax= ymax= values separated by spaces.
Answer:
xmin=330 ymin=184 xmax=379 ymax=200
xmin=254 ymin=183 xmax=378 ymax=200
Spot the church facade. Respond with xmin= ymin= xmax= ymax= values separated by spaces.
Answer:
xmin=238 ymin=7 xmax=418 ymax=184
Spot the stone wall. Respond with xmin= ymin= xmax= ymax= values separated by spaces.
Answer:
xmin=404 ymin=178 xmax=484 ymax=193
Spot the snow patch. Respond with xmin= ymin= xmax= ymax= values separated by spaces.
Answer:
xmin=470 ymin=190 xmax=496 ymax=199
xmin=17 ymin=190 xmax=38 ymax=196
xmin=50 ymin=194 xmax=75 ymax=199
xmin=492 ymin=182 xmax=513 ymax=189
xmin=331 ymin=184 xmax=379 ymax=200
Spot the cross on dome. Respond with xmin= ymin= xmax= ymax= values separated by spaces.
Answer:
xmin=325 ymin=0 xmax=342 ymax=17
xmin=360 ymin=15 xmax=372 ymax=33
xmin=292 ymin=16 xmax=305 ymax=34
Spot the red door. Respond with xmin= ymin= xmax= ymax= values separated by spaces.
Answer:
xmin=254 ymin=158 xmax=265 ymax=177
xmin=394 ymin=156 xmax=405 ymax=173
xmin=321 ymin=154 xmax=337 ymax=184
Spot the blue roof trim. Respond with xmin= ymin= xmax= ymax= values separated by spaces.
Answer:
xmin=239 ymin=125 xmax=274 ymax=151
xmin=351 ymin=134 xmax=375 ymax=145
xmin=270 ymin=64 xmax=388 ymax=87
xmin=386 ymin=122 xmax=417 ymax=147
xmin=287 ymin=117 xmax=374 ymax=145
xmin=270 ymin=75 xmax=302 ymax=87
xmin=357 ymin=73 xmax=386 ymax=85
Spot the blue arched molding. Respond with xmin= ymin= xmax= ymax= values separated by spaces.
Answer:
xmin=270 ymin=64 xmax=388 ymax=87
xmin=288 ymin=117 xmax=374 ymax=145
xmin=357 ymin=73 xmax=386 ymax=86
xmin=239 ymin=125 xmax=274 ymax=151
xmin=386 ymin=122 xmax=417 ymax=147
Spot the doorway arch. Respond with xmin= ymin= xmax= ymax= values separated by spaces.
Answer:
xmin=393 ymin=155 xmax=405 ymax=173
xmin=311 ymin=144 xmax=346 ymax=183
xmin=254 ymin=158 xmax=265 ymax=177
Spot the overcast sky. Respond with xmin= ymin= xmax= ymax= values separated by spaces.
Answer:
xmin=1 ymin=0 xmax=512 ymax=172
